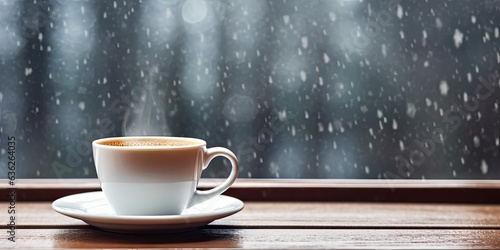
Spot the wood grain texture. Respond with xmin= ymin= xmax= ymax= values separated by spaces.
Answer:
xmin=5 ymin=229 xmax=500 ymax=249
xmin=2 ymin=201 xmax=500 ymax=249
xmin=2 ymin=179 xmax=500 ymax=203
xmin=2 ymin=202 xmax=500 ymax=229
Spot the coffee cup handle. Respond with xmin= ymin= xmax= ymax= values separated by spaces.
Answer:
xmin=188 ymin=147 xmax=239 ymax=207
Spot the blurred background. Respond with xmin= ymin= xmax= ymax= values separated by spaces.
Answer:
xmin=0 ymin=0 xmax=499 ymax=179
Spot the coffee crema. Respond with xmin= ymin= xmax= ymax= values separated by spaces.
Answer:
xmin=100 ymin=139 xmax=196 ymax=147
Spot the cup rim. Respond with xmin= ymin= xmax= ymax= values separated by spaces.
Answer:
xmin=92 ymin=136 xmax=207 ymax=150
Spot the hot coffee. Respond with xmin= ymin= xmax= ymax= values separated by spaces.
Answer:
xmin=99 ymin=138 xmax=198 ymax=147
xmin=92 ymin=136 xmax=239 ymax=215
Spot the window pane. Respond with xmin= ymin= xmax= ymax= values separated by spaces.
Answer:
xmin=0 ymin=0 xmax=499 ymax=179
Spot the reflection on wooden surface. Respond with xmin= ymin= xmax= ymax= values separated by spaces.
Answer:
xmin=1 ymin=201 xmax=500 ymax=248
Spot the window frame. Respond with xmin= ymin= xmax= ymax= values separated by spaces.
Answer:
xmin=2 ymin=179 xmax=500 ymax=203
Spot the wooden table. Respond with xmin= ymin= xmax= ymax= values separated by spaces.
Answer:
xmin=2 ymin=201 xmax=500 ymax=249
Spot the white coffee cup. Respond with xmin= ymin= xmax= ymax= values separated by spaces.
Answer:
xmin=92 ymin=136 xmax=239 ymax=216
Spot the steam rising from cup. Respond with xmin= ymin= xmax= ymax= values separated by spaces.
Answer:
xmin=122 ymin=67 xmax=170 ymax=136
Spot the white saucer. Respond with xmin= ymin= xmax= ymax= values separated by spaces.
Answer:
xmin=52 ymin=191 xmax=244 ymax=234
